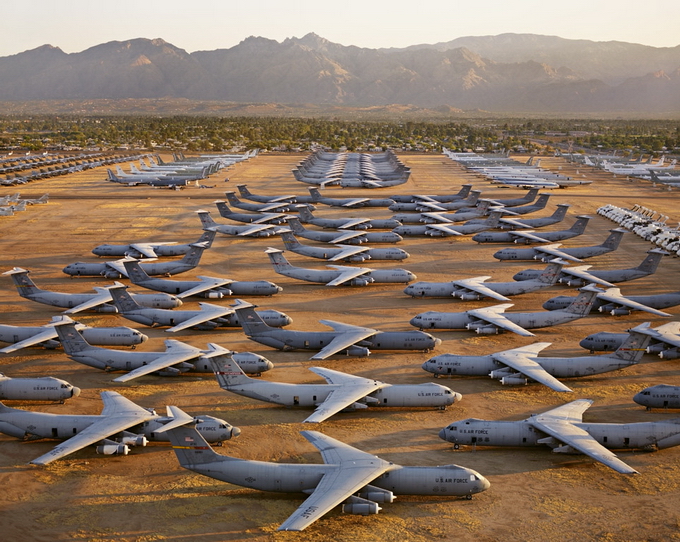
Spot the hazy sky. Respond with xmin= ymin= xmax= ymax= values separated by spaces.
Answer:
xmin=4 ymin=0 xmax=680 ymax=57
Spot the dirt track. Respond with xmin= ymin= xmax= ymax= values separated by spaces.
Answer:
xmin=0 ymin=152 xmax=679 ymax=542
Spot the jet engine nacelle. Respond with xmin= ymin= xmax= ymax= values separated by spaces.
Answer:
xmin=42 ymin=339 xmax=61 ymax=349
xmin=655 ymin=432 xmax=680 ymax=450
xmin=489 ymin=368 xmax=515 ymax=379
xmin=96 ymin=443 xmax=129 ymax=456
xmin=659 ymin=348 xmax=680 ymax=360
xmin=204 ymin=291 xmax=225 ymax=299
xmin=358 ymin=485 xmax=395 ymax=504
xmin=610 ymin=308 xmax=632 ymax=316
xmin=350 ymin=278 xmax=372 ymax=286
xmin=103 ymin=270 xmax=123 ymax=279
xmin=458 ymin=292 xmax=482 ymax=301
xmin=95 ymin=305 xmax=119 ymax=314
xmin=560 ymin=278 xmax=584 ymax=287
xmin=346 ymin=345 xmax=371 ymax=356
xmin=342 ymin=496 xmax=381 ymax=516
xmin=469 ymin=325 xmax=499 ymax=335
xmin=118 ymin=434 xmax=148 ymax=447
xmin=425 ymin=230 xmax=445 ymax=237
xmin=500 ymin=375 xmax=528 ymax=386
xmin=646 ymin=343 xmax=667 ymax=354
xmin=348 ymin=255 xmax=370 ymax=262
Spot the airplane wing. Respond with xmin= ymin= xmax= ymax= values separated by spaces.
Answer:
xmin=337 ymin=218 xmax=370 ymax=230
xmin=310 ymin=320 xmax=378 ymax=359
xmin=303 ymin=367 xmax=387 ymax=423
xmin=561 ymin=266 xmax=616 ymax=288
xmin=452 ymin=277 xmax=511 ymax=301
xmin=257 ymin=202 xmax=290 ymax=212
xmin=324 ymin=265 xmax=373 ymax=286
xmin=530 ymin=400 xmax=638 ymax=474
xmin=341 ymin=198 xmax=370 ymax=208
xmin=498 ymin=217 xmax=532 ymax=229
xmin=359 ymin=180 xmax=382 ymax=188
xmin=277 ymin=430 xmax=393 ymax=531
xmin=62 ymin=284 xmax=124 ymax=314
xmin=492 ymin=343 xmax=573 ymax=392
xmin=252 ymin=213 xmax=287 ymax=224
xmin=30 ymin=391 xmax=156 ymax=465
xmin=509 ymin=230 xmax=556 ymax=243
xmin=531 ymin=244 xmax=583 ymax=263
xmin=236 ymin=223 xmax=276 ymax=236
xmin=166 ymin=303 xmax=234 ymax=333
xmin=326 ymin=245 xmax=370 ymax=262
xmin=415 ymin=201 xmax=448 ymax=212
xmin=424 ymin=224 xmax=463 ymax=236
xmin=113 ymin=340 xmax=204 ymax=382
xmin=420 ymin=212 xmax=453 ymax=223
xmin=327 ymin=230 xmax=366 ymax=244
xmin=129 ymin=243 xmax=164 ymax=258
xmin=595 ymin=288 xmax=671 ymax=317
xmin=466 ymin=304 xmax=536 ymax=337
xmin=175 ymin=276 xmax=232 ymax=299
xmin=0 ymin=327 xmax=60 ymax=353
xmin=643 ymin=322 xmax=680 ymax=348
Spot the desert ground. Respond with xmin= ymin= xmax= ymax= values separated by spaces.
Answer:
xmin=0 ymin=150 xmax=679 ymax=542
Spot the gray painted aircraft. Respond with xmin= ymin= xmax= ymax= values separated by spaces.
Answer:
xmin=296 ymin=205 xmax=401 ymax=230
xmin=197 ymin=209 xmax=278 ymax=237
xmin=91 ymin=230 xmax=215 ymax=258
xmin=439 ymin=398 xmax=680 ymax=474
xmin=634 ymin=385 xmax=680 ymax=409
xmin=106 ymin=168 xmax=193 ymax=188
xmin=211 ymin=354 xmax=460 ymax=423
xmin=403 ymin=259 xmax=564 ymax=301
xmin=580 ymin=322 xmax=680 ymax=359
xmin=214 ymin=200 xmax=288 ymax=224
xmin=486 ymin=188 xmax=541 ymax=207
xmin=392 ymin=210 xmax=509 ymax=237
xmin=470 ymin=215 xmax=591 ymax=244
xmin=387 ymin=190 xmax=481 ymax=212
xmin=492 ymin=228 xmax=627 ymax=261
xmin=0 ymin=392 xmax=239 ymax=465
xmin=422 ymin=323 xmax=652 ymax=392
xmin=122 ymin=258 xmax=282 ymax=299
xmin=62 ymin=242 xmax=209 ymax=279
xmin=285 ymin=217 xmax=403 ymax=244
xmin=0 ymin=374 xmax=80 ymax=402
xmin=388 ymin=183 xmax=473 ymax=204
xmin=279 ymin=230 xmax=409 ymax=262
xmin=409 ymin=284 xmax=601 ymax=336
xmin=4 ymin=267 xmax=181 ymax=313
xmin=167 ymin=425 xmax=489 ymax=531
xmin=236 ymin=184 xmax=297 ymax=204
xmin=54 ymin=322 xmax=272 ymax=382
xmin=398 ymin=199 xmax=494 ymax=224
xmin=266 ymin=248 xmax=415 ymax=286
xmin=224 ymin=191 xmax=295 ymax=213
xmin=485 ymin=202 xmax=571 ymax=229
xmin=542 ymin=287 xmax=677 ymax=316
xmin=0 ymin=315 xmax=147 ymax=353
xmin=232 ymin=300 xmax=441 ymax=359
xmin=307 ymin=187 xmax=394 ymax=208
xmin=106 ymin=285 xmax=291 ymax=333
xmin=512 ymin=248 xmax=668 ymax=286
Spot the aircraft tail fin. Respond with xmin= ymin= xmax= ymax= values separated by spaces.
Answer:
xmin=284 ymin=216 xmax=305 ymax=234
xmin=278 ymin=230 xmax=301 ymax=250
xmin=635 ymin=250 xmax=666 ymax=274
xmin=537 ymin=259 xmax=565 ymax=285
xmin=456 ymin=184 xmax=472 ymax=199
xmin=193 ymin=229 xmax=216 ymax=249
xmin=482 ymin=210 xmax=504 ymax=228
xmin=232 ymin=300 xmax=273 ymax=336
xmin=296 ymin=205 xmax=315 ymax=222
xmin=178 ymin=243 xmax=207 ymax=268
xmin=166 ymin=425 xmax=231 ymax=467
xmin=236 ymin=184 xmax=251 ymax=198
xmin=106 ymin=169 xmax=119 ymax=182
xmin=54 ymin=322 xmax=93 ymax=354
xmin=122 ymin=258 xmax=153 ymax=285
xmin=562 ymin=285 xmax=601 ymax=316
xmin=197 ymin=210 xmax=219 ymax=230
xmin=475 ymin=199 xmax=492 ymax=213
xmin=210 ymin=353 xmax=252 ymax=389
xmin=224 ymin=192 xmax=241 ymax=206
xmin=214 ymin=200 xmax=233 ymax=218
xmin=568 ymin=216 xmax=590 ymax=234
xmin=308 ymin=187 xmax=321 ymax=201
xmin=550 ymin=203 xmax=570 ymax=220
xmin=532 ymin=194 xmax=551 ymax=210
xmin=115 ymin=165 xmax=125 ymax=176
xmin=265 ymin=247 xmax=293 ymax=273
xmin=613 ymin=324 xmax=653 ymax=363
xmin=108 ymin=285 xmax=143 ymax=313
xmin=3 ymin=267 xmax=42 ymax=298
xmin=600 ymin=229 xmax=626 ymax=250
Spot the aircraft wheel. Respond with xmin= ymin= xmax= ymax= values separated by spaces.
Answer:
xmin=465 ymin=494 xmax=472 ymax=500
xmin=453 ymin=444 xmax=460 ymax=450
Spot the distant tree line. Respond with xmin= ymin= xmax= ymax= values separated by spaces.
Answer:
xmin=0 ymin=115 xmax=678 ymax=155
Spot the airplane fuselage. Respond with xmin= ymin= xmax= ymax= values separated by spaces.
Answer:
xmin=410 ymin=310 xmax=584 ymax=332
xmin=634 ymin=385 xmax=680 ymax=409
xmin=120 ymin=308 xmax=290 ymax=330
xmin=404 ymin=279 xmax=549 ymax=299
xmin=493 ymin=245 xmax=612 ymax=261
xmin=134 ymin=278 xmax=281 ymax=298
xmin=0 ymin=376 xmax=79 ymax=402
xmin=20 ymin=289 xmax=180 ymax=312
xmin=0 ymin=324 xmax=147 ymax=349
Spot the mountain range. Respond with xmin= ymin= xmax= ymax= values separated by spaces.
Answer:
xmin=1 ymin=33 xmax=679 ymax=114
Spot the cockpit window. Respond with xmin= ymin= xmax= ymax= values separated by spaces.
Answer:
xmin=470 ymin=474 xmax=476 ymax=481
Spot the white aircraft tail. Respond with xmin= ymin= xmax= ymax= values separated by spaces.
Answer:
xmin=210 ymin=354 xmax=252 ymax=388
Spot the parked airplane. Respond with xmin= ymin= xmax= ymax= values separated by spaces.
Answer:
xmin=236 ymin=184 xmax=297 ymax=204
xmin=439 ymin=399 xmax=680 ymax=474
xmin=224 ymin=191 xmax=294 ymax=213
xmin=91 ymin=230 xmax=215 ymax=258
xmin=307 ymin=187 xmax=394 ymax=208
xmin=492 ymin=228 xmax=627 ymax=261
xmin=211 ymin=355 xmax=460 ymax=422
xmin=0 ymin=392 xmax=238 ymax=465
xmin=4 ymin=267 xmax=181 ymax=313
xmin=388 ymin=190 xmax=481 ymax=212
xmin=22 ymin=194 xmax=49 ymax=205
xmin=388 ymin=184 xmax=474 ymax=204
xmin=214 ymin=200 xmax=288 ymax=224
xmin=580 ymin=322 xmax=680 ymax=359
xmin=232 ymin=300 xmax=441 ymax=359
xmin=471 ymin=216 xmax=591 ymax=244
xmin=0 ymin=315 xmax=147 ymax=353
xmin=422 ymin=323 xmax=652 ymax=392
xmin=63 ymin=242 xmax=209 ymax=278
xmin=542 ymin=287 xmax=676 ymax=317
xmin=167 ymin=426 xmax=489 ymax=531
xmin=266 ymin=248 xmax=415 ymax=286
xmin=0 ymin=374 xmax=80 ymax=402
xmin=106 ymin=285 xmax=291 ymax=333
xmin=54 ymin=322 xmax=272 ymax=382
xmin=634 ymin=385 xmax=680 ymax=409
xmin=197 ymin=210 xmax=278 ymax=237
xmin=404 ymin=259 xmax=564 ymax=301
xmin=392 ymin=210 xmax=508 ymax=237
xmin=409 ymin=284 xmax=601 ymax=336
xmin=512 ymin=248 xmax=667 ymax=286
xmin=487 ymin=203 xmax=571 ymax=230
xmin=106 ymin=168 xmax=192 ymax=188
xmin=279 ymin=230 xmax=409 ymax=262
xmin=296 ymin=205 xmax=401 ymax=230
xmin=122 ymin=258 xmax=282 ymax=298
xmin=286 ymin=217 xmax=403 ymax=244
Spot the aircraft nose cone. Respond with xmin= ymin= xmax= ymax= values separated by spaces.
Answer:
xmin=264 ymin=360 xmax=275 ymax=372
xmin=406 ymin=272 xmax=417 ymax=282
xmin=138 ymin=333 xmax=149 ymax=343
xmin=433 ymin=337 xmax=442 ymax=347
xmin=452 ymin=392 xmax=463 ymax=403
xmin=231 ymin=426 xmax=242 ymax=439
xmin=71 ymin=386 xmax=81 ymax=397
xmin=480 ymin=475 xmax=491 ymax=491
xmin=172 ymin=297 xmax=183 ymax=307
xmin=438 ymin=428 xmax=448 ymax=441
xmin=276 ymin=286 xmax=284 ymax=293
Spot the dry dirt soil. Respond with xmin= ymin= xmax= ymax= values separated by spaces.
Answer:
xmin=0 ymin=152 xmax=679 ymax=542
